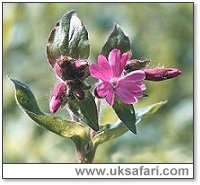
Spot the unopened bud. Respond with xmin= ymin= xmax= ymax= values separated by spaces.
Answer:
xmin=49 ymin=82 xmax=68 ymax=113
xmin=53 ymin=55 xmax=89 ymax=81
xmin=144 ymin=68 xmax=182 ymax=81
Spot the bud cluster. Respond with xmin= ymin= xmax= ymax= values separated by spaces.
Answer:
xmin=53 ymin=55 xmax=89 ymax=81
xmin=49 ymin=55 xmax=90 ymax=113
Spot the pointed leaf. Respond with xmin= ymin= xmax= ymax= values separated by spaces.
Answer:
xmin=10 ymin=78 xmax=89 ymax=146
xmin=47 ymin=10 xmax=90 ymax=67
xmin=10 ymin=79 xmax=43 ymax=115
xmin=92 ymin=121 xmax=128 ymax=148
xmin=68 ymin=91 xmax=99 ymax=132
xmin=113 ymin=99 xmax=136 ymax=134
xmin=101 ymin=24 xmax=130 ymax=57
xmin=135 ymin=101 xmax=168 ymax=124
xmin=93 ymin=101 xmax=167 ymax=147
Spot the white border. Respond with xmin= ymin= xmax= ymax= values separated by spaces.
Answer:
xmin=3 ymin=164 xmax=194 ymax=179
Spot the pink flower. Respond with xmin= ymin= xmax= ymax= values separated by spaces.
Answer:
xmin=89 ymin=49 xmax=146 ymax=106
xmin=49 ymin=82 xmax=68 ymax=113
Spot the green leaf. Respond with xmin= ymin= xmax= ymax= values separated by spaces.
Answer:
xmin=92 ymin=101 xmax=167 ymax=147
xmin=47 ymin=10 xmax=90 ymax=67
xmin=101 ymin=24 xmax=130 ymax=57
xmin=113 ymin=99 xmax=136 ymax=134
xmin=92 ymin=121 xmax=128 ymax=148
xmin=10 ymin=78 xmax=89 ymax=146
xmin=135 ymin=101 xmax=168 ymax=124
xmin=68 ymin=91 xmax=99 ymax=132
xmin=10 ymin=79 xmax=43 ymax=115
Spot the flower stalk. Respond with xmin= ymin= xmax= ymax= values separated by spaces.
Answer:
xmin=76 ymin=131 xmax=97 ymax=163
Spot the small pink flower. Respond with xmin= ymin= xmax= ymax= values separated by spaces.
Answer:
xmin=49 ymin=82 xmax=68 ymax=113
xmin=89 ymin=49 xmax=146 ymax=106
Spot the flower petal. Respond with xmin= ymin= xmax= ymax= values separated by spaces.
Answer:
xmin=137 ymin=83 xmax=146 ymax=91
xmin=105 ymin=90 xmax=115 ymax=106
xmin=115 ymin=87 xmax=138 ymax=104
xmin=98 ymin=55 xmax=109 ymax=68
xmin=89 ymin=63 xmax=111 ymax=81
xmin=98 ymin=55 xmax=112 ymax=77
xmin=118 ymin=80 xmax=146 ymax=93
xmin=115 ymin=70 xmax=145 ymax=104
xmin=121 ymin=51 xmax=131 ymax=70
xmin=96 ymin=81 xmax=112 ymax=97
xmin=108 ymin=49 xmax=122 ymax=77
xmin=119 ymin=70 xmax=145 ymax=82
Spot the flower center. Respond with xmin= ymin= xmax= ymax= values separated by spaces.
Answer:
xmin=110 ymin=78 xmax=118 ymax=89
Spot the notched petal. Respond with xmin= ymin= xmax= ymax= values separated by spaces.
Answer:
xmin=89 ymin=64 xmax=112 ymax=82
xmin=108 ymin=49 xmax=122 ymax=77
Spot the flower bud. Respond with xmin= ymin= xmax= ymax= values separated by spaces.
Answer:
xmin=49 ymin=82 xmax=68 ymax=113
xmin=144 ymin=68 xmax=182 ymax=81
xmin=53 ymin=55 xmax=89 ymax=81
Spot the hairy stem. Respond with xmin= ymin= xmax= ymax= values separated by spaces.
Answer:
xmin=76 ymin=128 xmax=97 ymax=163
xmin=76 ymin=143 xmax=96 ymax=163
xmin=74 ymin=100 xmax=100 ymax=163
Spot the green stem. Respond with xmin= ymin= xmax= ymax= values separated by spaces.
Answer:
xmin=71 ymin=99 xmax=99 ymax=163
xmin=76 ymin=128 xmax=97 ymax=163
xmin=76 ymin=144 xmax=96 ymax=163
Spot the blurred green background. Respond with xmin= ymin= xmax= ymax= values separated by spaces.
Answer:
xmin=3 ymin=3 xmax=193 ymax=163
